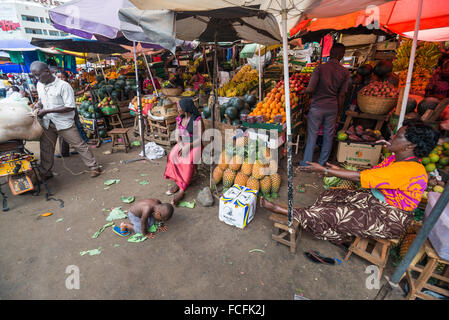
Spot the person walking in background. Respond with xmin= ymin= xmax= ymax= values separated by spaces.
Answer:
xmin=298 ymin=43 xmax=350 ymax=167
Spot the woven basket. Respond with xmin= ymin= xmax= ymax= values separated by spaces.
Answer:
xmin=161 ymin=88 xmax=183 ymax=96
xmin=357 ymin=92 xmax=397 ymax=115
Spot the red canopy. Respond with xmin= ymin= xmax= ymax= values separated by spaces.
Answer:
xmin=290 ymin=0 xmax=449 ymax=42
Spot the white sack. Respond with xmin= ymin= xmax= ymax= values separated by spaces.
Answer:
xmin=0 ymin=97 xmax=44 ymax=143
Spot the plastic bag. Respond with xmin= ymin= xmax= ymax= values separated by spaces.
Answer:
xmin=139 ymin=142 xmax=166 ymax=160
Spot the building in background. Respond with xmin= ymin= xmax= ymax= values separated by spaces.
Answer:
xmin=0 ymin=0 xmax=71 ymax=41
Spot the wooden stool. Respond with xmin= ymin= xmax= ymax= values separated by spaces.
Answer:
xmin=269 ymin=213 xmax=301 ymax=254
xmin=109 ymin=128 xmax=130 ymax=153
xmin=405 ymin=240 xmax=449 ymax=300
xmin=345 ymin=237 xmax=399 ymax=278
xmin=107 ymin=114 xmax=124 ymax=129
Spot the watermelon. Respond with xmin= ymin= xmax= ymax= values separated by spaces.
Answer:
xmin=96 ymin=75 xmax=104 ymax=82
xmin=104 ymin=85 xmax=114 ymax=94
xmin=108 ymin=79 xmax=116 ymax=86
xmin=373 ymin=60 xmax=393 ymax=79
xmin=124 ymin=85 xmax=131 ymax=93
xmin=115 ymin=80 xmax=125 ymax=89
xmin=98 ymin=130 xmax=107 ymax=138
xmin=111 ymin=90 xmax=121 ymax=100
xmin=94 ymin=111 xmax=103 ymax=119
xmin=229 ymin=97 xmax=244 ymax=110
xmin=244 ymin=94 xmax=257 ymax=107
xmin=418 ymin=97 xmax=440 ymax=116
xmin=117 ymin=75 xmax=125 ymax=81
xmin=240 ymin=109 xmax=250 ymax=115
xmin=405 ymin=97 xmax=417 ymax=113
xmin=220 ymin=103 xmax=228 ymax=117
xmin=202 ymin=106 xmax=211 ymax=119
xmin=225 ymin=106 xmax=239 ymax=120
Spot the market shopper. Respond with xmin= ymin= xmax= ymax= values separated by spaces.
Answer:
xmin=30 ymin=61 xmax=101 ymax=179
xmin=261 ymin=120 xmax=438 ymax=242
xmin=164 ymin=98 xmax=204 ymax=206
xmin=426 ymin=53 xmax=449 ymax=99
xmin=299 ymin=43 xmax=350 ymax=167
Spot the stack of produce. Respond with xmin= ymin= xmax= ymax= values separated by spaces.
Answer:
xmin=301 ymin=62 xmax=318 ymax=73
xmin=394 ymin=40 xmax=441 ymax=95
xmin=276 ymin=72 xmax=311 ymax=96
xmin=322 ymin=164 xmax=360 ymax=189
xmin=202 ymin=94 xmax=258 ymax=126
xmin=76 ymin=94 xmax=89 ymax=103
xmin=213 ymin=138 xmax=281 ymax=198
xmin=97 ymin=97 xmax=119 ymax=115
xmin=421 ymin=142 xmax=449 ymax=173
xmin=217 ymin=65 xmax=259 ymax=97
xmin=92 ymin=75 xmax=135 ymax=101
xmin=358 ymin=81 xmax=400 ymax=98
xmin=248 ymin=84 xmax=299 ymax=124
xmin=337 ymin=125 xmax=384 ymax=143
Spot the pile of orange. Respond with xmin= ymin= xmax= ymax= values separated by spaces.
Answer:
xmin=248 ymin=86 xmax=299 ymax=123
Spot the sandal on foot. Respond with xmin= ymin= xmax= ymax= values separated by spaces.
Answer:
xmin=112 ymin=225 xmax=130 ymax=237
xmin=165 ymin=185 xmax=179 ymax=196
xmin=304 ymin=251 xmax=336 ymax=265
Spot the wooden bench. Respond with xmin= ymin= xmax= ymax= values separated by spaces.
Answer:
xmin=345 ymin=237 xmax=400 ymax=278
xmin=108 ymin=128 xmax=131 ymax=153
xmin=405 ymin=240 xmax=449 ymax=300
xmin=268 ymin=213 xmax=301 ymax=254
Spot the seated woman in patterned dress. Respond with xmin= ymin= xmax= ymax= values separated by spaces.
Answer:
xmin=260 ymin=120 xmax=439 ymax=242
xmin=164 ymin=98 xmax=204 ymax=206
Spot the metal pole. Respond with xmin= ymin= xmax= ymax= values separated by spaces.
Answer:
xmin=397 ymin=0 xmax=423 ymax=130
xmin=281 ymin=0 xmax=293 ymax=227
xmin=258 ymin=44 xmax=262 ymax=101
xmin=142 ymin=49 xmax=159 ymax=97
xmin=96 ymin=54 xmax=106 ymax=80
xmin=390 ymin=187 xmax=449 ymax=284
xmin=133 ymin=41 xmax=145 ymax=157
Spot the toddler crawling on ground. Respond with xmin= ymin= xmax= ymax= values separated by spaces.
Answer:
xmin=120 ymin=199 xmax=174 ymax=239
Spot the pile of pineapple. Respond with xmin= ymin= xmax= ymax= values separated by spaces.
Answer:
xmin=213 ymin=136 xmax=281 ymax=198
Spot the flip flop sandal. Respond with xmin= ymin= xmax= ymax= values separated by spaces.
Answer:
xmin=112 ymin=225 xmax=130 ymax=237
xmin=304 ymin=251 xmax=336 ymax=265
xmin=165 ymin=186 xmax=179 ymax=196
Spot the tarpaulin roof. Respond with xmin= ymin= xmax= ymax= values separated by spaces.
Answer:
xmin=290 ymin=0 xmax=449 ymax=42
xmin=30 ymin=37 xmax=128 ymax=54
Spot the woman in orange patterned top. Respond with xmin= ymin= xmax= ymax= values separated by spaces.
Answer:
xmin=260 ymin=120 xmax=439 ymax=242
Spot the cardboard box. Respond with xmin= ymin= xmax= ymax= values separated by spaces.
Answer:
xmin=337 ymin=141 xmax=382 ymax=166
xmin=219 ymin=185 xmax=258 ymax=229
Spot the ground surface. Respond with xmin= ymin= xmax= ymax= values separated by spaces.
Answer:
xmin=0 ymin=137 xmax=405 ymax=300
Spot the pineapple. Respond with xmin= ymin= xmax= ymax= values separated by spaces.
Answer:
xmin=336 ymin=179 xmax=358 ymax=189
xmin=229 ymin=155 xmax=243 ymax=171
xmin=234 ymin=172 xmax=249 ymax=186
xmin=241 ymin=160 xmax=253 ymax=176
xmin=222 ymin=168 xmax=236 ymax=188
xmin=260 ymin=176 xmax=272 ymax=196
xmin=246 ymin=176 xmax=260 ymax=192
xmin=270 ymin=173 xmax=281 ymax=195
xmin=218 ymin=152 xmax=230 ymax=171
xmin=269 ymin=159 xmax=278 ymax=174
xmin=400 ymin=233 xmax=417 ymax=258
xmin=236 ymin=136 xmax=248 ymax=148
xmin=213 ymin=166 xmax=223 ymax=184
xmin=252 ymin=160 xmax=266 ymax=180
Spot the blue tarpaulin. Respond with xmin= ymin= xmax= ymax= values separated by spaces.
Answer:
xmin=0 ymin=63 xmax=24 ymax=74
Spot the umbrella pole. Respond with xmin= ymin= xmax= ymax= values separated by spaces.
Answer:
xmin=281 ymin=0 xmax=294 ymax=228
xmin=210 ymin=37 xmax=218 ymax=190
xmin=258 ymin=44 xmax=262 ymax=101
xmin=133 ymin=41 xmax=146 ymax=158
xmin=397 ymin=0 xmax=423 ymax=130
xmin=142 ymin=50 xmax=159 ymax=97
xmin=96 ymin=54 xmax=106 ymax=80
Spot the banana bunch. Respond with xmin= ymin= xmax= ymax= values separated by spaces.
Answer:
xmin=393 ymin=39 xmax=441 ymax=72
